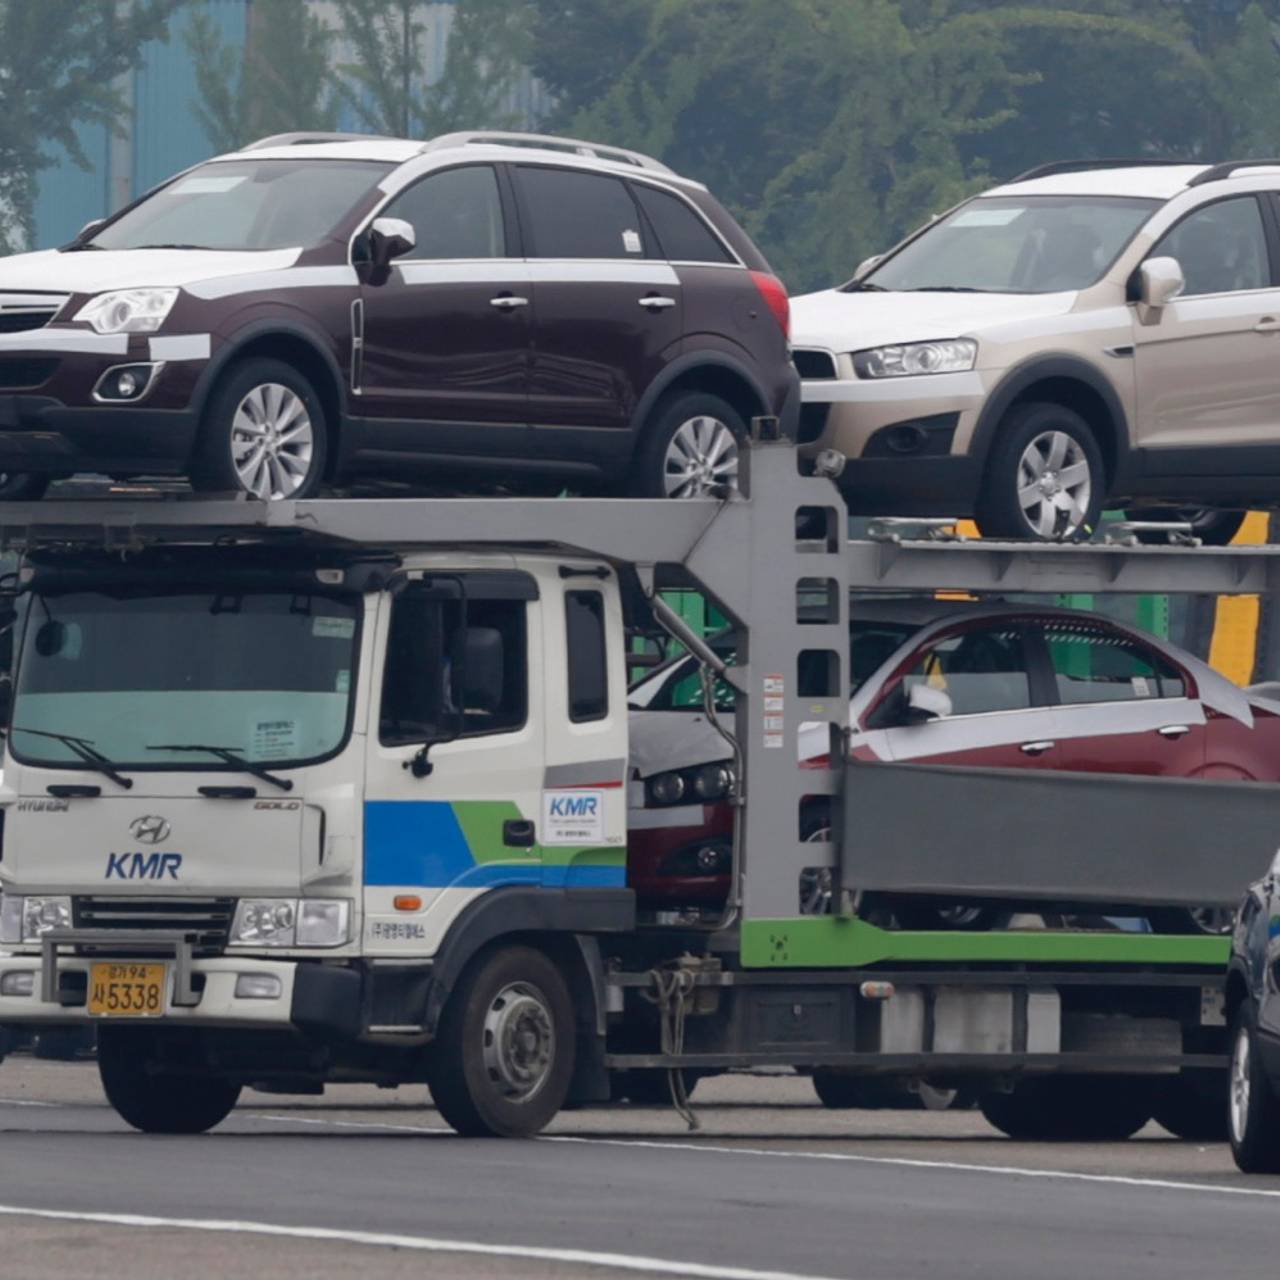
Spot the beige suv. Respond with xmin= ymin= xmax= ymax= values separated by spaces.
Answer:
xmin=792 ymin=160 xmax=1280 ymax=542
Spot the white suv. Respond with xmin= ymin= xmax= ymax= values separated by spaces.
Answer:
xmin=792 ymin=160 xmax=1280 ymax=543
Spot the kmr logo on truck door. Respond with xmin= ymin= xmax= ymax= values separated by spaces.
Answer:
xmin=541 ymin=789 xmax=606 ymax=845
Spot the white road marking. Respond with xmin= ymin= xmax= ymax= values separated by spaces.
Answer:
xmin=251 ymin=1111 xmax=450 ymax=1135
xmin=0 ymin=1203 xmax=839 ymax=1280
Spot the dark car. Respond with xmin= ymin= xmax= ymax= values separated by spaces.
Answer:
xmin=0 ymin=130 xmax=797 ymax=501
xmin=1225 ymin=858 xmax=1280 ymax=1171
xmin=629 ymin=600 xmax=1280 ymax=928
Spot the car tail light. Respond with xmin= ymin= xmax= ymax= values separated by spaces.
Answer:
xmin=749 ymin=271 xmax=790 ymax=340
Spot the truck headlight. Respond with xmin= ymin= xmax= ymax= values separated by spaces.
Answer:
xmin=853 ymin=338 xmax=977 ymax=379
xmin=75 ymin=288 xmax=178 ymax=335
xmin=1 ymin=896 xmax=72 ymax=944
xmin=230 ymin=898 xmax=350 ymax=948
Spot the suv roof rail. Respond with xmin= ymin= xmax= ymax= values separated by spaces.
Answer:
xmin=422 ymin=130 xmax=675 ymax=174
xmin=1009 ymin=158 xmax=1199 ymax=183
xmin=241 ymin=132 xmax=397 ymax=151
xmin=1187 ymin=159 xmax=1280 ymax=187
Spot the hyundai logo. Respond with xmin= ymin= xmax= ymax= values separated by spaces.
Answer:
xmin=129 ymin=815 xmax=171 ymax=845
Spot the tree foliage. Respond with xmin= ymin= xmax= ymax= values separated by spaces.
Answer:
xmin=0 ymin=0 xmax=181 ymax=252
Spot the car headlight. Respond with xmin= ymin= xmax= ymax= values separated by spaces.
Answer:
xmin=853 ymin=338 xmax=977 ymax=379
xmin=646 ymin=762 xmax=735 ymax=808
xmin=75 ymin=288 xmax=179 ymax=335
xmin=230 ymin=898 xmax=350 ymax=948
xmin=0 ymin=895 xmax=71 ymax=944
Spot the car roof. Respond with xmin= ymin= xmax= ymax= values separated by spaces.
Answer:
xmin=985 ymin=165 xmax=1210 ymax=201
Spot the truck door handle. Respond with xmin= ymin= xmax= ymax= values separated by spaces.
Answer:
xmin=1254 ymin=316 xmax=1280 ymax=333
xmin=639 ymin=295 xmax=676 ymax=310
xmin=1157 ymin=724 xmax=1191 ymax=739
xmin=490 ymin=294 xmax=528 ymax=310
xmin=503 ymin=819 xmax=536 ymax=848
xmin=1020 ymin=740 xmax=1056 ymax=756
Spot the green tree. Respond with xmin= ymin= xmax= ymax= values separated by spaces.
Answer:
xmin=332 ymin=0 xmax=534 ymax=138
xmin=186 ymin=0 xmax=339 ymax=153
xmin=0 ymin=0 xmax=182 ymax=253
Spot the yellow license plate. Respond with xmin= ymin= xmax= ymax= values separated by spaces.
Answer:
xmin=87 ymin=962 xmax=167 ymax=1017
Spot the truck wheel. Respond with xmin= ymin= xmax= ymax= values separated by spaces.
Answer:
xmin=1229 ymin=1004 xmax=1280 ymax=1172
xmin=1152 ymin=1071 xmax=1228 ymax=1141
xmin=192 ymin=357 xmax=328 ymax=500
xmin=975 ymin=403 xmax=1104 ymax=541
xmin=894 ymin=902 xmax=1010 ymax=932
xmin=980 ymin=1076 xmax=1151 ymax=1140
xmin=631 ymin=392 xmax=745 ymax=499
xmin=0 ymin=473 xmax=48 ymax=501
xmin=430 ymin=945 xmax=575 ymax=1137
xmin=98 ymin=1028 xmax=241 ymax=1134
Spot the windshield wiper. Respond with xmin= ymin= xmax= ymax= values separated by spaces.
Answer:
xmin=130 ymin=243 xmax=216 ymax=251
xmin=147 ymin=743 xmax=293 ymax=791
xmin=842 ymin=281 xmax=887 ymax=292
xmin=11 ymin=726 xmax=133 ymax=790
xmin=905 ymin=285 xmax=989 ymax=293
xmin=61 ymin=242 xmax=103 ymax=252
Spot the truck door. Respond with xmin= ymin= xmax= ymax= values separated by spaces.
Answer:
xmin=362 ymin=569 xmax=545 ymax=957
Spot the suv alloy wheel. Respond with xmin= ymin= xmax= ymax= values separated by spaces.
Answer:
xmin=632 ymin=391 xmax=747 ymax=499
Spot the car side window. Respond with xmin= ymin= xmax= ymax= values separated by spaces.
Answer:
xmin=632 ymin=184 xmax=732 ymax=264
xmin=1041 ymin=623 xmax=1185 ymax=705
xmin=1151 ymin=197 xmax=1270 ymax=297
xmin=515 ymin=166 xmax=647 ymax=260
xmin=380 ymin=165 xmax=506 ymax=260
xmin=899 ymin=625 xmax=1032 ymax=717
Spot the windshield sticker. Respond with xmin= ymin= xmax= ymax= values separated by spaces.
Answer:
xmin=622 ymin=229 xmax=642 ymax=254
xmin=252 ymin=718 xmax=298 ymax=760
xmin=313 ymin=615 xmax=356 ymax=639
xmin=951 ymin=206 xmax=1024 ymax=228
xmin=1131 ymin=675 xmax=1152 ymax=698
xmin=335 ymin=669 xmax=350 ymax=694
xmin=542 ymin=790 xmax=605 ymax=845
xmin=168 ymin=174 xmax=248 ymax=196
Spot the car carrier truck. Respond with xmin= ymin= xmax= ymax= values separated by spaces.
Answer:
xmin=0 ymin=430 xmax=1276 ymax=1139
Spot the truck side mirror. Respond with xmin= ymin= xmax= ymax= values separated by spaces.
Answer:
xmin=1137 ymin=256 xmax=1185 ymax=309
xmin=452 ymin=626 xmax=504 ymax=714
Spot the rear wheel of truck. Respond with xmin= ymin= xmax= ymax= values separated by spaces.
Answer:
xmin=430 ymin=945 xmax=575 ymax=1138
xmin=97 ymin=1027 xmax=242 ymax=1135
xmin=1229 ymin=1004 xmax=1280 ymax=1173
xmin=980 ymin=1076 xmax=1152 ymax=1140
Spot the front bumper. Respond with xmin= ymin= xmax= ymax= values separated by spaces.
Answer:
xmin=0 ymin=933 xmax=364 ymax=1038
xmin=0 ymin=329 xmax=207 ymax=474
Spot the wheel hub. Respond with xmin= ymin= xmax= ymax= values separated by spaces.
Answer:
xmin=482 ymin=982 xmax=555 ymax=1102
xmin=663 ymin=415 xmax=740 ymax=499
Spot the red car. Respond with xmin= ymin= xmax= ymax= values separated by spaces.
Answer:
xmin=627 ymin=601 xmax=1280 ymax=917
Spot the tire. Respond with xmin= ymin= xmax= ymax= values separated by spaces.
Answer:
xmin=1123 ymin=507 xmax=1247 ymax=547
xmin=97 ymin=1028 xmax=241 ymax=1134
xmin=980 ymin=1076 xmax=1152 ymax=1140
xmin=191 ymin=357 xmax=328 ymax=500
xmin=1229 ymin=1003 xmax=1280 ymax=1172
xmin=893 ymin=902 xmax=1011 ymax=932
xmin=612 ymin=1068 xmax=701 ymax=1105
xmin=631 ymin=391 xmax=746 ymax=499
xmin=1152 ymin=1071 xmax=1228 ymax=1141
xmin=1147 ymin=907 xmax=1236 ymax=936
xmin=430 ymin=945 xmax=575 ymax=1137
xmin=0 ymin=473 xmax=48 ymax=501
xmin=975 ymin=403 xmax=1104 ymax=541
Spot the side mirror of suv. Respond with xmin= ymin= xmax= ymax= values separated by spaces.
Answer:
xmin=369 ymin=216 xmax=416 ymax=270
xmin=1137 ymin=256 xmax=1185 ymax=309
xmin=904 ymin=682 xmax=952 ymax=725
xmin=855 ymin=254 xmax=883 ymax=279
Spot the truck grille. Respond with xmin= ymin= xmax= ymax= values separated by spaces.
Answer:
xmin=72 ymin=897 xmax=236 ymax=957
xmin=0 ymin=293 xmax=69 ymax=334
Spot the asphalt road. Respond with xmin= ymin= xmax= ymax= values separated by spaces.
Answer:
xmin=1 ymin=1060 xmax=1278 ymax=1280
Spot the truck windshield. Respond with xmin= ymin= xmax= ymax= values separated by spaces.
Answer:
xmin=85 ymin=158 xmax=391 ymax=253
xmin=858 ymin=195 xmax=1159 ymax=294
xmin=10 ymin=589 xmax=360 ymax=770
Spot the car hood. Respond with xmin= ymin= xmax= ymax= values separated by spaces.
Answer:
xmin=628 ymin=709 xmax=735 ymax=778
xmin=790 ymin=287 xmax=1077 ymax=354
xmin=0 ymin=247 xmax=302 ymax=296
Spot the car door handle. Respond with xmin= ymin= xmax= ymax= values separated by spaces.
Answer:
xmin=1254 ymin=316 xmax=1280 ymax=333
xmin=639 ymin=295 xmax=676 ymax=310
xmin=1157 ymin=724 xmax=1191 ymax=739
xmin=1020 ymin=740 xmax=1056 ymax=756
xmin=490 ymin=295 xmax=528 ymax=310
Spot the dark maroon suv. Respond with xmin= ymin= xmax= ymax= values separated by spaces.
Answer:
xmin=0 ymin=130 xmax=797 ymax=501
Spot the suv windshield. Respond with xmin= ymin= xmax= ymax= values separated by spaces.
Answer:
xmin=10 ymin=589 xmax=360 ymax=770
xmin=859 ymin=195 xmax=1159 ymax=294
xmin=86 ymin=159 xmax=391 ymax=252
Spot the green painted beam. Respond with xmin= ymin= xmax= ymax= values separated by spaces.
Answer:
xmin=740 ymin=917 xmax=1229 ymax=969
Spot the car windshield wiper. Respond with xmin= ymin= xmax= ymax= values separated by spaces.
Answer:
xmin=129 ymin=243 xmax=217 ymax=251
xmin=61 ymin=242 xmax=103 ymax=252
xmin=147 ymin=743 xmax=293 ymax=791
xmin=11 ymin=726 xmax=133 ymax=789
xmin=905 ymin=285 xmax=990 ymax=293
xmin=842 ymin=281 xmax=887 ymax=292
